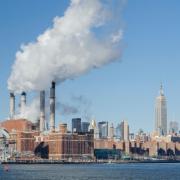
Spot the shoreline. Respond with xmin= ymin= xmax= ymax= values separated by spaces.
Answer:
xmin=2 ymin=159 xmax=180 ymax=164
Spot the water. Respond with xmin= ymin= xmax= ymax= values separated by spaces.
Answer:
xmin=0 ymin=163 xmax=180 ymax=180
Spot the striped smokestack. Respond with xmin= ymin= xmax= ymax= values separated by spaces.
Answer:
xmin=10 ymin=92 xmax=15 ymax=119
xmin=50 ymin=81 xmax=55 ymax=132
xmin=40 ymin=90 xmax=45 ymax=132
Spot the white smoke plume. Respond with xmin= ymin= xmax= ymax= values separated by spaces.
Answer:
xmin=8 ymin=0 xmax=124 ymax=93
xmin=14 ymin=98 xmax=40 ymax=123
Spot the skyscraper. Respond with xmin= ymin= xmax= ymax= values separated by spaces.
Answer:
xmin=155 ymin=85 xmax=167 ymax=136
xmin=81 ymin=122 xmax=90 ymax=133
xmin=120 ymin=120 xmax=129 ymax=141
xmin=115 ymin=123 xmax=121 ymax=139
xmin=108 ymin=123 xmax=114 ymax=139
xmin=72 ymin=118 xmax=81 ymax=133
xmin=98 ymin=121 xmax=108 ymax=138
xmin=89 ymin=119 xmax=99 ymax=139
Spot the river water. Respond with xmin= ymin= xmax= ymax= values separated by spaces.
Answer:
xmin=0 ymin=163 xmax=180 ymax=180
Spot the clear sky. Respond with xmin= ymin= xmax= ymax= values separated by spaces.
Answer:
xmin=0 ymin=0 xmax=180 ymax=133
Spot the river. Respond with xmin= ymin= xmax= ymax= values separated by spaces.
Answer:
xmin=0 ymin=163 xmax=180 ymax=180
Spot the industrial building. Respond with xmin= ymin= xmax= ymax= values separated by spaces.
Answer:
xmin=34 ymin=128 xmax=94 ymax=160
xmin=0 ymin=82 xmax=94 ymax=161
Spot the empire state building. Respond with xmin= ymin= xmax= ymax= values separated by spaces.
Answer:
xmin=155 ymin=85 xmax=167 ymax=136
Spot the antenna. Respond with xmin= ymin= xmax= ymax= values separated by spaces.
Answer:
xmin=160 ymin=83 xmax=164 ymax=95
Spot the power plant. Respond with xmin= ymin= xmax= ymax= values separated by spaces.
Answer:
xmin=0 ymin=81 xmax=94 ymax=161
xmin=8 ymin=81 xmax=56 ymax=132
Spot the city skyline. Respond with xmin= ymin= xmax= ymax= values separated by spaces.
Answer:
xmin=0 ymin=0 xmax=180 ymax=134
xmin=2 ymin=2 xmax=180 ymax=175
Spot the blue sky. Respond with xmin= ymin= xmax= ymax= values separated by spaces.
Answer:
xmin=0 ymin=0 xmax=180 ymax=133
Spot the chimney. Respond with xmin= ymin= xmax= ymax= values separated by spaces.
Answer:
xmin=50 ymin=81 xmax=55 ymax=132
xmin=20 ymin=91 xmax=26 ymax=114
xmin=10 ymin=92 xmax=15 ymax=119
xmin=40 ymin=90 xmax=45 ymax=132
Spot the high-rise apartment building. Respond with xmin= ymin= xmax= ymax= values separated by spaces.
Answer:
xmin=108 ymin=123 xmax=114 ymax=139
xmin=155 ymin=85 xmax=167 ymax=136
xmin=120 ymin=120 xmax=129 ymax=141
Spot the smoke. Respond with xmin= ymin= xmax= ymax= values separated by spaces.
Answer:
xmin=14 ymin=93 xmax=92 ymax=123
xmin=15 ymin=98 xmax=40 ymax=123
xmin=71 ymin=95 xmax=91 ymax=105
xmin=56 ymin=102 xmax=79 ymax=115
xmin=56 ymin=95 xmax=92 ymax=121
xmin=8 ymin=0 xmax=125 ymax=93
xmin=71 ymin=95 xmax=92 ymax=121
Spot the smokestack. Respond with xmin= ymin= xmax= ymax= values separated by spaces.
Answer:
xmin=20 ymin=91 xmax=26 ymax=114
xmin=50 ymin=81 xmax=55 ymax=132
xmin=10 ymin=92 xmax=15 ymax=119
xmin=40 ymin=90 xmax=45 ymax=132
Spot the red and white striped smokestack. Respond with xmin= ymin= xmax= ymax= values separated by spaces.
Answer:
xmin=50 ymin=81 xmax=55 ymax=132
xmin=10 ymin=92 xmax=15 ymax=119
xmin=40 ymin=90 xmax=45 ymax=132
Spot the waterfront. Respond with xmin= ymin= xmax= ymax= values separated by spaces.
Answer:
xmin=1 ymin=163 xmax=180 ymax=180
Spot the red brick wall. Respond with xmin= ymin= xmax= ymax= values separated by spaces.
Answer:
xmin=0 ymin=119 xmax=33 ymax=132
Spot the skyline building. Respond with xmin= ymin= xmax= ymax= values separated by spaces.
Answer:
xmin=108 ymin=123 xmax=114 ymax=139
xmin=115 ymin=123 xmax=121 ymax=139
xmin=81 ymin=122 xmax=90 ymax=133
xmin=98 ymin=121 xmax=108 ymax=138
xmin=120 ymin=120 xmax=129 ymax=141
xmin=89 ymin=119 xmax=99 ymax=139
xmin=155 ymin=85 xmax=167 ymax=136
xmin=169 ymin=121 xmax=179 ymax=134
xmin=72 ymin=118 xmax=81 ymax=133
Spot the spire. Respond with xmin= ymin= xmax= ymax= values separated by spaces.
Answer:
xmin=160 ymin=83 xmax=164 ymax=96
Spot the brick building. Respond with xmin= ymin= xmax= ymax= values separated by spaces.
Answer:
xmin=0 ymin=119 xmax=33 ymax=132
xmin=35 ymin=130 xmax=94 ymax=160
xmin=10 ymin=131 xmax=39 ymax=153
xmin=0 ymin=119 xmax=39 ymax=155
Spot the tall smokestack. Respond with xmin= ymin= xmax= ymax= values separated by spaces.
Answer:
xmin=20 ymin=91 xmax=26 ymax=114
xmin=10 ymin=92 xmax=15 ymax=119
xmin=40 ymin=90 xmax=45 ymax=132
xmin=50 ymin=81 xmax=55 ymax=132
